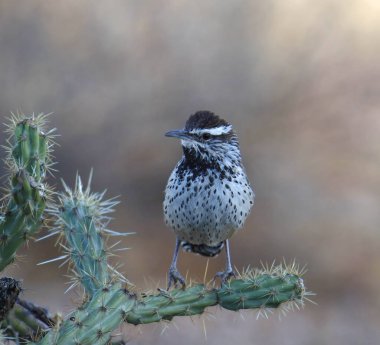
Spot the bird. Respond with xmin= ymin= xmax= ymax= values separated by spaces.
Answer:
xmin=163 ymin=111 xmax=254 ymax=289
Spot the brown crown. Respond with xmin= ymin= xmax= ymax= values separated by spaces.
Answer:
xmin=185 ymin=111 xmax=230 ymax=130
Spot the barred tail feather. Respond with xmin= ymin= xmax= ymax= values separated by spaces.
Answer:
xmin=181 ymin=241 xmax=224 ymax=257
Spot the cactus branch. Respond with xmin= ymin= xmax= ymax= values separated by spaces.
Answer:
xmin=33 ymin=268 xmax=305 ymax=345
xmin=46 ymin=174 xmax=131 ymax=298
xmin=126 ymin=270 xmax=305 ymax=325
xmin=1 ymin=265 xmax=308 ymax=345
xmin=0 ymin=114 xmax=54 ymax=271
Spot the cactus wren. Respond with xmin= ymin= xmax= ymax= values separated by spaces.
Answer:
xmin=164 ymin=111 xmax=254 ymax=289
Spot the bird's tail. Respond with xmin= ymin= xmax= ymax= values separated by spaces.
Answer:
xmin=180 ymin=241 xmax=224 ymax=257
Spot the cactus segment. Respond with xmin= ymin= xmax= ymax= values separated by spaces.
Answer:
xmin=47 ymin=174 xmax=129 ymax=297
xmin=126 ymin=271 xmax=305 ymax=325
xmin=35 ymin=283 xmax=134 ymax=345
xmin=0 ymin=114 xmax=54 ymax=272
xmin=33 ymin=270 xmax=306 ymax=345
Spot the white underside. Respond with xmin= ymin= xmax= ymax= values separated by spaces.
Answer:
xmin=164 ymin=166 xmax=254 ymax=246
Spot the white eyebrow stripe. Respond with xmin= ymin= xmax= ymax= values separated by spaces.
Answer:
xmin=189 ymin=125 xmax=232 ymax=136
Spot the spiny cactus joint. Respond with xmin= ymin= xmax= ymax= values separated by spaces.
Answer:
xmin=0 ymin=114 xmax=55 ymax=272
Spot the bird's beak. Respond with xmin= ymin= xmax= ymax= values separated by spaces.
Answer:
xmin=165 ymin=129 xmax=192 ymax=140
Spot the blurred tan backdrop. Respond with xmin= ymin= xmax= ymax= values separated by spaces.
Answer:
xmin=1 ymin=1 xmax=380 ymax=344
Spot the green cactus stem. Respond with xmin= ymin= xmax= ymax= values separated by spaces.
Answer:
xmin=0 ymin=114 xmax=54 ymax=271
xmin=126 ymin=271 xmax=305 ymax=324
xmin=31 ymin=268 xmax=305 ymax=345
xmin=1 ymin=266 xmax=308 ymax=344
xmin=45 ymin=174 xmax=131 ymax=297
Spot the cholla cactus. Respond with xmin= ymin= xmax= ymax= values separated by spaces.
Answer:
xmin=46 ymin=174 xmax=129 ymax=297
xmin=0 ymin=114 xmax=312 ymax=345
xmin=0 ymin=113 xmax=55 ymax=272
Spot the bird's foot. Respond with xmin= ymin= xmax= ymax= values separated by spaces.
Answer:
xmin=214 ymin=268 xmax=236 ymax=286
xmin=167 ymin=266 xmax=186 ymax=290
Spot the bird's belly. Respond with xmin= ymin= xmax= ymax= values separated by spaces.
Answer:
xmin=164 ymin=176 xmax=253 ymax=246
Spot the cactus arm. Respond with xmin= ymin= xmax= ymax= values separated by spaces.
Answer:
xmin=59 ymin=201 xmax=110 ymax=296
xmin=47 ymin=175 xmax=123 ymax=297
xmin=0 ymin=212 xmax=26 ymax=270
xmin=4 ymin=270 xmax=304 ymax=344
xmin=126 ymin=273 xmax=304 ymax=325
xmin=32 ymin=271 xmax=305 ymax=345
xmin=0 ymin=115 xmax=53 ymax=271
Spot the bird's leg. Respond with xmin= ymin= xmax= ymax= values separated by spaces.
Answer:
xmin=167 ymin=238 xmax=186 ymax=290
xmin=214 ymin=240 xmax=236 ymax=285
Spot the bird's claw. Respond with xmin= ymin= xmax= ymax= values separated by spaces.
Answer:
xmin=214 ymin=268 xmax=236 ymax=286
xmin=167 ymin=266 xmax=186 ymax=290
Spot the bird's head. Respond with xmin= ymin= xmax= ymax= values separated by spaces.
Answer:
xmin=165 ymin=111 xmax=241 ymax=167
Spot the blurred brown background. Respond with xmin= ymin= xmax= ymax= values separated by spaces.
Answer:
xmin=1 ymin=1 xmax=380 ymax=344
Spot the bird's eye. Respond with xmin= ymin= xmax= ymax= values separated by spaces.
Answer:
xmin=202 ymin=133 xmax=211 ymax=140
